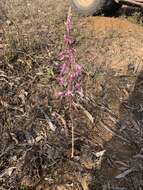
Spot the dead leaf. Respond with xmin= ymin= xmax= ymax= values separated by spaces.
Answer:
xmin=95 ymin=150 xmax=106 ymax=157
xmin=0 ymin=167 xmax=16 ymax=178
xmin=115 ymin=168 xmax=134 ymax=179
xmin=73 ymin=102 xmax=94 ymax=123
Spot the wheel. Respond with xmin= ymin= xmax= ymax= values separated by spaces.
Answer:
xmin=70 ymin=0 xmax=120 ymax=16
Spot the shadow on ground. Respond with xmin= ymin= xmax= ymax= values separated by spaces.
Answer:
xmin=90 ymin=70 xmax=143 ymax=190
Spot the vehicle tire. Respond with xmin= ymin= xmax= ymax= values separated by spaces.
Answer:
xmin=70 ymin=0 xmax=120 ymax=16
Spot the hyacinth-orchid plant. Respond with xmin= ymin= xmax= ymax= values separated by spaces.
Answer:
xmin=58 ymin=8 xmax=82 ymax=158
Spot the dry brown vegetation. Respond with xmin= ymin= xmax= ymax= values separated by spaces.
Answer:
xmin=0 ymin=0 xmax=143 ymax=189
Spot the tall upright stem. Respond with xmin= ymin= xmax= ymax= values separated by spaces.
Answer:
xmin=69 ymin=97 xmax=74 ymax=158
xmin=71 ymin=115 xmax=74 ymax=158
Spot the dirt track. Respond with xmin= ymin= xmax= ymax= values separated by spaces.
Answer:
xmin=0 ymin=0 xmax=143 ymax=189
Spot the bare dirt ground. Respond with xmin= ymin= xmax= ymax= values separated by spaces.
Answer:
xmin=0 ymin=0 xmax=143 ymax=190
